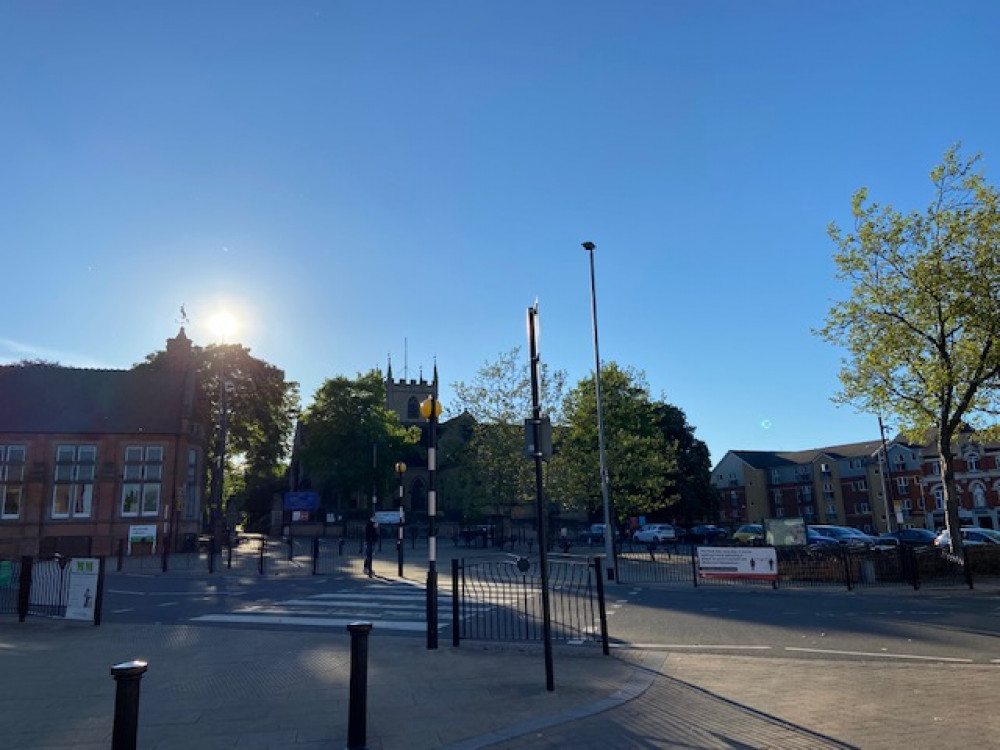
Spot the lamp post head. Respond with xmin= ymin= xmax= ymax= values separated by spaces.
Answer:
xmin=419 ymin=395 xmax=442 ymax=420
xmin=581 ymin=241 xmax=595 ymax=252
xmin=395 ymin=461 xmax=407 ymax=475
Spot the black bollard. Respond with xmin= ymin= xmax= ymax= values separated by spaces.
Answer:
xmin=312 ymin=537 xmax=319 ymax=575
xmin=339 ymin=538 xmax=346 ymax=556
xmin=346 ymin=622 xmax=373 ymax=750
xmin=208 ymin=537 xmax=216 ymax=574
xmin=110 ymin=660 xmax=148 ymax=750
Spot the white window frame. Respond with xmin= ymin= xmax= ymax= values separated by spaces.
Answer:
xmin=849 ymin=458 xmax=864 ymax=469
xmin=51 ymin=445 xmax=96 ymax=519
xmin=896 ymin=476 xmax=909 ymax=490
xmin=854 ymin=479 xmax=868 ymax=492
xmin=856 ymin=502 xmax=871 ymax=514
xmin=933 ymin=487 xmax=944 ymax=510
xmin=120 ymin=445 xmax=164 ymax=518
xmin=973 ymin=485 xmax=987 ymax=508
xmin=967 ymin=454 xmax=980 ymax=472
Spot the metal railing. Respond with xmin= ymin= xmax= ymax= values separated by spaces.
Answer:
xmin=616 ymin=540 xmax=996 ymax=591
xmin=451 ymin=555 xmax=608 ymax=648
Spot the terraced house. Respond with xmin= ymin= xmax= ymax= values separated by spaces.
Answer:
xmin=711 ymin=434 xmax=1000 ymax=534
xmin=0 ymin=330 xmax=205 ymax=558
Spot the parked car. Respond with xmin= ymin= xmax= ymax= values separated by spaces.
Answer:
xmin=633 ymin=523 xmax=678 ymax=545
xmin=875 ymin=528 xmax=938 ymax=549
xmin=933 ymin=527 xmax=1000 ymax=547
xmin=578 ymin=524 xmax=607 ymax=544
xmin=809 ymin=525 xmax=877 ymax=548
xmin=732 ymin=524 xmax=764 ymax=545
xmin=807 ymin=528 xmax=839 ymax=548
xmin=687 ymin=524 xmax=727 ymax=544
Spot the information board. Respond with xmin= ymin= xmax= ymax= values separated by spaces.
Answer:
xmin=65 ymin=558 xmax=99 ymax=621
xmin=696 ymin=546 xmax=778 ymax=581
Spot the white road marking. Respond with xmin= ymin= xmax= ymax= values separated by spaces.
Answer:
xmin=784 ymin=647 xmax=973 ymax=663
xmin=191 ymin=614 xmax=432 ymax=632
xmin=611 ymin=644 xmax=772 ymax=651
xmin=156 ymin=602 xmax=179 ymax=608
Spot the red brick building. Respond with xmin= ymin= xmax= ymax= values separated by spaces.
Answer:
xmin=0 ymin=330 xmax=206 ymax=558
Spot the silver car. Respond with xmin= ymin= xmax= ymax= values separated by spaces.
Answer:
xmin=633 ymin=524 xmax=678 ymax=544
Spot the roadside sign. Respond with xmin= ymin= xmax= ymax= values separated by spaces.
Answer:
xmin=65 ymin=558 xmax=99 ymax=621
xmin=696 ymin=547 xmax=777 ymax=582
xmin=375 ymin=510 xmax=402 ymax=525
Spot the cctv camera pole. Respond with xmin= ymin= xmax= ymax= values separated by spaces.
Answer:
xmin=583 ymin=242 xmax=616 ymax=582
xmin=528 ymin=303 xmax=555 ymax=692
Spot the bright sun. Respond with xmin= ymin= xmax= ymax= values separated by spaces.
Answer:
xmin=208 ymin=310 xmax=239 ymax=342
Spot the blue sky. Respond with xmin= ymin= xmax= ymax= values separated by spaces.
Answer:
xmin=3 ymin=2 xmax=998 ymax=465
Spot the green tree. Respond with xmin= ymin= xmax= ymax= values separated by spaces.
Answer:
xmin=551 ymin=363 xmax=679 ymax=522
xmin=818 ymin=146 xmax=1000 ymax=551
xmin=137 ymin=342 xmax=300 ymax=528
xmin=447 ymin=347 xmax=567 ymax=523
xmin=653 ymin=404 xmax=718 ymax=524
xmin=296 ymin=371 xmax=421 ymax=518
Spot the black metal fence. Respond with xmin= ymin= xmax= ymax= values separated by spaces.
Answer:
xmin=451 ymin=555 xmax=608 ymax=649
xmin=0 ymin=555 xmax=106 ymax=622
xmin=115 ymin=532 xmax=471 ymax=577
xmin=616 ymin=541 xmax=997 ymax=590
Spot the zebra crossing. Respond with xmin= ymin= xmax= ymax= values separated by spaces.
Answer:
xmin=189 ymin=580 xmax=516 ymax=634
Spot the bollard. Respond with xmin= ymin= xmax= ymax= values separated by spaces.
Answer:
xmin=161 ymin=536 xmax=169 ymax=573
xmin=117 ymin=539 xmax=125 ymax=572
xmin=227 ymin=537 xmax=233 ymax=569
xmin=339 ymin=538 xmax=346 ymax=556
xmin=287 ymin=537 xmax=294 ymax=561
xmin=346 ymin=622 xmax=373 ymax=750
xmin=312 ymin=537 xmax=319 ymax=575
xmin=259 ymin=539 xmax=265 ymax=575
xmin=208 ymin=537 xmax=216 ymax=574
xmin=110 ymin=660 xmax=148 ymax=750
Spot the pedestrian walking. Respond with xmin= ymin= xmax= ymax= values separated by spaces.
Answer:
xmin=364 ymin=518 xmax=378 ymax=576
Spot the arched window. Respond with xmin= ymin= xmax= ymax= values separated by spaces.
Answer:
xmin=407 ymin=396 xmax=420 ymax=420
xmin=973 ymin=484 xmax=987 ymax=508
xmin=409 ymin=478 xmax=426 ymax=514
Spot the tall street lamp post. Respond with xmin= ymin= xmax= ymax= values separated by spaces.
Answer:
xmin=582 ymin=241 xmax=616 ymax=581
xmin=420 ymin=387 xmax=442 ymax=650
xmin=394 ymin=461 xmax=407 ymax=577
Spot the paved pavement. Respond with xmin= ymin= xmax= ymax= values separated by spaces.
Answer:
xmin=3 ymin=562 xmax=999 ymax=748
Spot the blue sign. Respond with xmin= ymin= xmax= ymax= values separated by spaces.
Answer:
xmin=284 ymin=491 xmax=319 ymax=511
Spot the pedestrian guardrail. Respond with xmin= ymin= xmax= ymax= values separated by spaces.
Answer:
xmin=450 ymin=555 xmax=608 ymax=649
xmin=616 ymin=540 xmax=997 ymax=591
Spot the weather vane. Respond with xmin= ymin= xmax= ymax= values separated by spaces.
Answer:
xmin=176 ymin=305 xmax=190 ymax=327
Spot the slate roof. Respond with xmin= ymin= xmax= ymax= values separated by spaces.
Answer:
xmin=0 ymin=365 xmax=196 ymax=435
xmin=729 ymin=440 xmax=885 ymax=469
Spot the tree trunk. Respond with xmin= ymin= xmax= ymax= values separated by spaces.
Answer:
xmin=938 ymin=433 xmax=964 ymax=554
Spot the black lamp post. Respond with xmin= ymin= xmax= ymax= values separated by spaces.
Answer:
xmin=394 ymin=461 xmax=407 ymax=577
xmin=419 ymin=389 xmax=442 ymax=650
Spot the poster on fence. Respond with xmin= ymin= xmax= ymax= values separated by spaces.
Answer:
xmin=65 ymin=558 xmax=99 ymax=621
xmin=697 ymin=547 xmax=778 ymax=582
